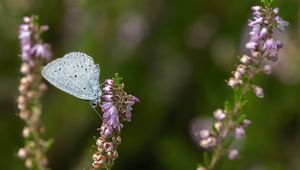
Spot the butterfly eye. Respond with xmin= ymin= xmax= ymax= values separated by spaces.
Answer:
xmin=90 ymin=100 xmax=98 ymax=108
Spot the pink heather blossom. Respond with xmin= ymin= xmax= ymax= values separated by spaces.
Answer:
xmin=18 ymin=16 xmax=52 ymax=61
xmin=100 ymin=78 xmax=139 ymax=138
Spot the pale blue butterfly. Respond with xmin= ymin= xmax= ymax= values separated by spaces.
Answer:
xmin=41 ymin=52 xmax=101 ymax=107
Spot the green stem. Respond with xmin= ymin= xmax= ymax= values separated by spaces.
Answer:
xmin=27 ymin=60 xmax=48 ymax=170
xmin=208 ymin=67 xmax=258 ymax=170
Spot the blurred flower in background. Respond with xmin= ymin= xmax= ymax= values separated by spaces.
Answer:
xmin=184 ymin=14 xmax=218 ymax=49
xmin=118 ymin=14 xmax=149 ymax=49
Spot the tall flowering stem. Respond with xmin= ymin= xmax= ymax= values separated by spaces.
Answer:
xmin=197 ymin=2 xmax=288 ymax=170
xmin=91 ymin=74 xmax=139 ymax=170
xmin=17 ymin=16 xmax=52 ymax=170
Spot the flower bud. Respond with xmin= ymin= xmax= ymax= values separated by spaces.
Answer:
xmin=235 ymin=127 xmax=246 ymax=140
xmin=262 ymin=64 xmax=272 ymax=75
xmin=18 ymin=148 xmax=28 ymax=159
xmin=18 ymin=84 xmax=28 ymax=94
xmin=17 ymin=95 xmax=27 ymax=105
xmin=18 ymin=103 xmax=26 ymax=110
xmin=213 ymin=109 xmax=226 ymax=121
xmin=242 ymin=119 xmax=251 ymax=127
xmin=233 ymin=71 xmax=243 ymax=79
xmin=214 ymin=121 xmax=223 ymax=132
xmin=199 ymin=129 xmax=210 ymax=139
xmin=228 ymin=149 xmax=239 ymax=160
xmin=259 ymin=27 xmax=268 ymax=38
xmin=245 ymin=42 xmax=257 ymax=50
xmin=19 ymin=110 xmax=30 ymax=120
xmin=273 ymin=7 xmax=279 ymax=14
xmin=20 ymin=63 xmax=30 ymax=74
xmin=22 ymin=127 xmax=30 ymax=138
xmin=251 ymin=6 xmax=261 ymax=11
xmin=113 ymin=151 xmax=119 ymax=158
xmin=252 ymin=85 xmax=264 ymax=98
xmin=197 ymin=166 xmax=207 ymax=170
xmin=23 ymin=16 xmax=31 ymax=23
xmin=199 ymin=137 xmax=216 ymax=148
xmin=228 ymin=78 xmax=242 ymax=88
xmin=25 ymin=159 xmax=33 ymax=169
xmin=39 ymin=83 xmax=48 ymax=92
xmin=236 ymin=64 xmax=247 ymax=74
xmin=27 ymin=91 xmax=36 ymax=99
xmin=240 ymin=55 xmax=251 ymax=64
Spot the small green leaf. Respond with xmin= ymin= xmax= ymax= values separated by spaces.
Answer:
xmin=113 ymin=73 xmax=123 ymax=85
xmin=237 ymin=114 xmax=247 ymax=124
xmin=211 ymin=123 xmax=218 ymax=134
xmin=203 ymin=152 xmax=210 ymax=167
xmin=240 ymin=99 xmax=248 ymax=109
xmin=234 ymin=88 xmax=243 ymax=103
xmin=45 ymin=138 xmax=55 ymax=152
xmin=31 ymin=15 xmax=40 ymax=25
xmin=224 ymin=136 xmax=234 ymax=149
xmin=224 ymin=100 xmax=232 ymax=113
xmin=261 ymin=0 xmax=274 ymax=7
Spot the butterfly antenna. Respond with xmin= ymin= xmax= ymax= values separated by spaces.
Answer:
xmin=90 ymin=101 xmax=103 ymax=120
xmin=92 ymin=107 xmax=103 ymax=120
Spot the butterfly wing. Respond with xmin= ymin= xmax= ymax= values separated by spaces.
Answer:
xmin=42 ymin=52 xmax=101 ymax=101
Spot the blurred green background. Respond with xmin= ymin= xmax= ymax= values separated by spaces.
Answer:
xmin=1 ymin=0 xmax=300 ymax=169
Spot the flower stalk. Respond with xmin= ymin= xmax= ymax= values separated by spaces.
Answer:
xmin=17 ymin=15 xmax=52 ymax=170
xmin=197 ymin=2 xmax=288 ymax=170
xmin=91 ymin=74 xmax=139 ymax=170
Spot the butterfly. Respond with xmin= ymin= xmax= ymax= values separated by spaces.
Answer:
xmin=41 ymin=52 xmax=101 ymax=107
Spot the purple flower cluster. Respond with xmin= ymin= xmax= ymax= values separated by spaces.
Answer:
xmin=19 ymin=16 xmax=52 ymax=61
xmin=246 ymin=6 xmax=288 ymax=61
xmin=228 ymin=6 xmax=288 ymax=92
xmin=17 ymin=16 xmax=52 ymax=169
xmin=197 ymin=5 xmax=288 ymax=169
xmin=92 ymin=77 xmax=139 ymax=169
xmin=100 ymin=79 xmax=139 ymax=138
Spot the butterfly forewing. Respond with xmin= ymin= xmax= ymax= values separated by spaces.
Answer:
xmin=42 ymin=52 xmax=101 ymax=101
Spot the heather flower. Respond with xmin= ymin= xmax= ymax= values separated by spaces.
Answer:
xmin=242 ymin=119 xmax=252 ymax=128
xmin=213 ymin=109 xmax=226 ymax=121
xmin=18 ymin=148 xmax=28 ymax=159
xmin=252 ymin=85 xmax=264 ymax=98
xmin=228 ymin=5 xmax=288 ymax=90
xmin=199 ymin=129 xmax=210 ymax=139
xmin=18 ymin=16 xmax=52 ymax=61
xmin=100 ymin=78 xmax=139 ymax=138
xmin=92 ymin=74 xmax=139 ymax=170
xmin=197 ymin=4 xmax=288 ymax=169
xmin=235 ymin=127 xmax=246 ymax=140
xmin=22 ymin=127 xmax=30 ymax=138
xmin=103 ymin=104 xmax=121 ymax=131
xmin=240 ymin=55 xmax=251 ymax=64
xmin=199 ymin=137 xmax=217 ymax=149
xmin=214 ymin=121 xmax=223 ymax=132
xmin=228 ymin=149 xmax=239 ymax=160
xmin=17 ymin=16 xmax=52 ymax=170
xmin=31 ymin=43 xmax=52 ymax=58
xmin=262 ymin=64 xmax=272 ymax=74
